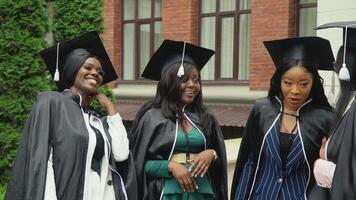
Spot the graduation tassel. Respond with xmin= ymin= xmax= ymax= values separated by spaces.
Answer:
xmin=54 ymin=42 xmax=60 ymax=81
xmin=177 ymin=42 xmax=186 ymax=77
xmin=338 ymin=25 xmax=355 ymax=81
xmin=177 ymin=64 xmax=184 ymax=77
xmin=338 ymin=63 xmax=350 ymax=81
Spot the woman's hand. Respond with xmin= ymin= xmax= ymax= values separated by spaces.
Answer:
xmin=188 ymin=149 xmax=216 ymax=178
xmin=168 ymin=161 xmax=198 ymax=192
xmin=91 ymin=93 xmax=117 ymax=116
xmin=319 ymin=136 xmax=327 ymax=160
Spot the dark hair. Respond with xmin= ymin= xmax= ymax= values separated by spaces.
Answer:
xmin=131 ymin=62 xmax=211 ymax=140
xmin=268 ymin=59 xmax=332 ymax=110
xmin=334 ymin=46 xmax=356 ymax=116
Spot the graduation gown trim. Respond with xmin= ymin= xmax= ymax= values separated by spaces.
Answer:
xmin=230 ymin=96 xmax=336 ymax=200
xmin=131 ymin=107 xmax=228 ymax=200
xmin=5 ymin=91 xmax=137 ymax=200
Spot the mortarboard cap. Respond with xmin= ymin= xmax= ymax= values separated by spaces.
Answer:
xmin=317 ymin=21 xmax=356 ymax=48
xmin=317 ymin=21 xmax=356 ymax=81
xmin=40 ymin=31 xmax=117 ymax=90
xmin=263 ymin=37 xmax=334 ymax=70
xmin=141 ymin=40 xmax=215 ymax=81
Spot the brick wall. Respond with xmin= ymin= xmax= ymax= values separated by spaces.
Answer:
xmin=249 ymin=0 xmax=297 ymax=90
xmin=162 ymin=0 xmax=199 ymax=44
xmin=103 ymin=0 xmax=121 ymax=84
xmin=102 ymin=0 xmax=298 ymax=90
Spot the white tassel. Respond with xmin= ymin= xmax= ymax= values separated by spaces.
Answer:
xmin=338 ymin=63 xmax=350 ymax=81
xmin=54 ymin=69 xmax=60 ymax=81
xmin=54 ymin=42 xmax=60 ymax=81
xmin=338 ymin=24 xmax=356 ymax=81
xmin=177 ymin=41 xmax=186 ymax=78
xmin=177 ymin=64 xmax=184 ymax=77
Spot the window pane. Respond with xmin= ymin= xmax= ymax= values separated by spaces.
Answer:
xmin=239 ymin=0 xmax=250 ymax=10
xmin=123 ymin=0 xmax=135 ymax=20
xmin=123 ymin=23 xmax=135 ymax=80
xmin=220 ymin=17 xmax=234 ymax=78
xmin=238 ymin=14 xmax=250 ymax=80
xmin=201 ymin=0 xmax=216 ymax=13
xmin=140 ymin=24 xmax=151 ymax=75
xmin=220 ymin=0 xmax=235 ymax=11
xmin=299 ymin=7 xmax=317 ymax=36
xmin=154 ymin=0 xmax=162 ymax=17
xmin=200 ymin=17 xmax=216 ymax=80
xmin=299 ymin=0 xmax=317 ymax=3
xmin=154 ymin=21 xmax=162 ymax=51
xmin=138 ymin=0 xmax=151 ymax=19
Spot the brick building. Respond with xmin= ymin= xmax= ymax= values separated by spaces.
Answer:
xmin=102 ymin=0 xmax=311 ymax=89
xmin=100 ymin=0 xmax=318 ymax=135
xmin=99 ymin=0 xmax=356 ymax=194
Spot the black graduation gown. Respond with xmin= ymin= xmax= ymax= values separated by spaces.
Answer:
xmin=5 ymin=91 xmax=137 ymax=200
xmin=325 ymin=99 xmax=356 ymax=200
xmin=130 ymin=108 xmax=228 ymax=200
xmin=230 ymin=97 xmax=336 ymax=200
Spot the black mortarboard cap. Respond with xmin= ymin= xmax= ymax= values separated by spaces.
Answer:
xmin=317 ymin=21 xmax=356 ymax=48
xmin=317 ymin=21 xmax=356 ymax=80
xmin=141 ymin=40 xmax=215 ymax=81
xmin=40 ymin=31 xmax=117 ymax=90
xmin=263 ymin=37 xmax=334 ymax=70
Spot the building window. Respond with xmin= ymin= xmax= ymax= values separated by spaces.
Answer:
xmin=122 ymin=0 xmax=162 ymax=80
xmin=298 ymin=0 xmax=317 ymax=36
xmin=199 ymin=0 xmax=251 ymax=81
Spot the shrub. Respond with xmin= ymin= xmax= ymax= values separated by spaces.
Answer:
xmin=0 ymin=0 xmax=51 ymax=186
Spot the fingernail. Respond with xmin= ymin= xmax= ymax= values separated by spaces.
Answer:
xmin=195 ymin=185 xmax=199 ymax=190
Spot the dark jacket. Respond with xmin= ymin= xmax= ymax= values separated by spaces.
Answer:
xmin=130 ymin=107 xmax=228 ymax=200
xmin=231 ymin=97 xmax=336 ymax=200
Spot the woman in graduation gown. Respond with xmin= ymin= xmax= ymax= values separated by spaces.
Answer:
xmin=230 ymin=37 xmax=336 ymax=200
xmin=130 ymin=40 xmax=228 ymax=200
xmin=5 ymin=31 xmax=137 ymax=200
xmin=312 ymin=21 xmax=356 ymax=200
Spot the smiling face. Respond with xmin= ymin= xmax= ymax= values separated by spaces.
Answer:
xmin=281 ymin=66 xmax=313 ymax=111
xmin=72 ymin=57 xmax=104 ymax=95
xmin=179 ymin=68 xmax=201 ymax=105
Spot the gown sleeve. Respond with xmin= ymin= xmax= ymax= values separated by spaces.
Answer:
xmin=231 ymin=105 xmax=258 ymax=200
xmin=207 ymin=113 xmax=228 ymax=200
xmin=106 ymin=113 xmax=129 ymax=162
xmin=130 ymin=109 xmax=167 ymax=200
xmin=327 ymin=100 xmax=356 ymax=199
xmin=5 ymin=93 xmax=54 ymax=200
xmin=144 ymin=160 xmax=171 ymax=178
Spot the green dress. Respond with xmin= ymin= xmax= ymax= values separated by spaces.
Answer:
xmin=144 ymin=126 xmax=215 ymax=200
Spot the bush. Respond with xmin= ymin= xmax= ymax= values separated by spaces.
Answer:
xmin=53 ymin=0 xmax=104 ymax=41
xmin=0 ymin=0 xmax=51 ymax=186
xmin=0 ymin=184 xmax=5 ymax=200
